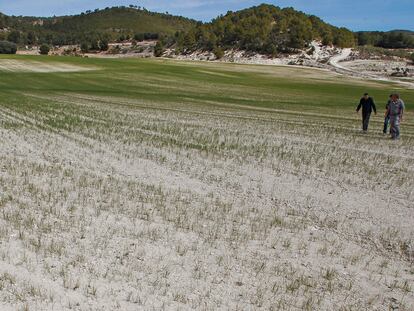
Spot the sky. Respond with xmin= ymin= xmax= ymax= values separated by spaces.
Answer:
xmin=0 ymin=0 xmax=413 ymax=31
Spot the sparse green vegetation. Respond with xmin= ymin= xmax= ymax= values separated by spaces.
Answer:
xmin=0 ymin=55 xmax=413 ymax=310
xmin=356 ymin=45 xmax=412 ymax=60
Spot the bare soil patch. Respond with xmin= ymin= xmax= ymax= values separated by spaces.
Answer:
xmin=0 ymin=59 xmax=98 ymax=73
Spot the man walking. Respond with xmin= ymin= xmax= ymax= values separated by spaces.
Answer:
xmin=388 ymin=93 xmax=405 ymax=140
xmin=356 ymin=93 xmax=377 ymax=132
xmin=383 ymin=95 xmax=391 ymax=135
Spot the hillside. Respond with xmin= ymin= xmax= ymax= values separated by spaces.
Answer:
xmin=1 ymin=4 xmax=413 ymax=54
xmin=172 ymin=4 xmax=356 ymax=56
xmin=356 ymin=30 xmax=414 ymax=48
xmin=0 ymin=6 xmax=196 ymax=46
xmin=392 ymin=30 xmax=414 ymax=35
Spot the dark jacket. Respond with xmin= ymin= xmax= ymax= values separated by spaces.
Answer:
xmin=385 ymin=100 xmax=391 ymax=117
xmin=356 ymin=97 xmax=377 ymax=114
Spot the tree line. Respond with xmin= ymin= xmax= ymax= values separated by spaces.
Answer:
xmin=356 ymin=31 xmax=414 ymax=49
xmin=0 ymin=6 xmax=194 ymax=52
xmin=1 ymin=5 xmax=414 ymax=57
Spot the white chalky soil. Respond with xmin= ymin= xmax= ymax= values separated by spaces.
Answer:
xmin=0 ymin=91 xmax=413 ymax=310
xmin=0 ymin=59 xmax=97 ymax=73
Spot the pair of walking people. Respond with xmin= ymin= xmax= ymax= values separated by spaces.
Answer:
xmin=356 ymin=92 xmax=405 ymax=140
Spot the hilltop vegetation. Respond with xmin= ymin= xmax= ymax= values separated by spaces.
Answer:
xmin=1 ymin=4 xmax=413 ymax=57
xmin=171 ymin=4 xmax=356 ymax=56
xmin=357 ymin=30 xmax=414 ymax=48
xmin=0 ymin=6 xmax=195 ymax=47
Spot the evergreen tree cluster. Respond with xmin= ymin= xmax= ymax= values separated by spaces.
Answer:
xmin=0 ymin=6 xmax=195 ymax=48
xmin=0 ymin=40 xmax=17 ymax=54
xmin=172 ymin=4 xmax=356 ymax=55
xmin=356 ymin=31 xmax=414 ymax=49
xmin=1 ymin=5 xmax=413 ymax=56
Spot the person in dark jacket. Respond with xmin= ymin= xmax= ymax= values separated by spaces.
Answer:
xmin=356 ymin=93 xmax=377 ymax=132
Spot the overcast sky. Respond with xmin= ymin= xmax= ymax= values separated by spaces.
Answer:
xmin=0 ymin=0 xmax=413 ymax=31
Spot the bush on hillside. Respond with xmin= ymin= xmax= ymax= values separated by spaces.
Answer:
xmin=99 ymin=39 xmax=109 ymax=51
xmin=356 ymin=45 xmax=411 ymax=59
xmin=213 ymin=47 xmax=224 ymax=59
xmin=39 ymin=44 xmax=50 ymax=55
xmin=0 ymin=41 xmax=17 ymax=54
xmin=154 ymin=41 xmax=165 ymax=57
xmin=134 ymin=33 xmax=145 ymax=41
xmin=80 ymin=42 xmax=89 ymax=53
xmin=134 ymin=32 xmax=159 ymax=41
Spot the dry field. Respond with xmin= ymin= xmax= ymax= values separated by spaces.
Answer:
xmin=0 ymin=56 xmax=413 ymax=310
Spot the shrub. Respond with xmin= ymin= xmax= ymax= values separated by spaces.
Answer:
xmin=134 ymin=33 xmax=145 ymax=42
xmin=108 ymin=45 xmax=121 ymax=54
xmin=144 ymin=33 xmax=159 ymax=40
xmin=99 ymin=39 xmax=109 ymax=51
xmin=154 ymin=41 xmax=165 ymax=57
xmin=213 ymin=47 xmax=224 ymax=60
xmin=80 ymin=42 xmax=89 ymax=53
xmin=357 ymin=45 xmax=411 ymax=59
xmin=0 ymin=41 xmax=17 ymax=54
xmin=39 ymin=44 xmax=50 ymax=55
